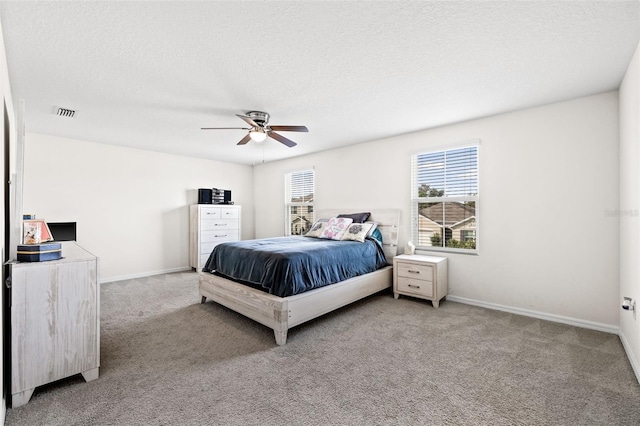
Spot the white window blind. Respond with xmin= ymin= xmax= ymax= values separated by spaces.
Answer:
xmin=411 ymin=144 xmax=479 ymax=252
xmin=285 ymin=169 xmax=315 ymax=236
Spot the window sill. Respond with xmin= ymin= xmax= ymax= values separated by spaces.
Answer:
xmin=415 ymin=248 xmax=479 ymax=256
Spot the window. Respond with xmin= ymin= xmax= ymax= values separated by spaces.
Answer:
xmin=285 ymin=169 xmax=315 ymax=236
xmin=411 ymin=144 xmax=478 ymax=253
xmin=460 ymin=229 xmax=476 ymax=243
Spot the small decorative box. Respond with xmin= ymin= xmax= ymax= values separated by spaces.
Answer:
xmin=17 ymin=243 xmax=62 ymax=262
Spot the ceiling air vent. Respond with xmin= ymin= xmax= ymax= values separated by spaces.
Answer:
xmin=54 ymin=107 xmax=76 ymax=118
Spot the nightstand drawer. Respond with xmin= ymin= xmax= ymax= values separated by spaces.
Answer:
xmin=397 ymin=262 xmax=433 ymax=282
xmin=397 ymin=277 xmax=433 ymax=297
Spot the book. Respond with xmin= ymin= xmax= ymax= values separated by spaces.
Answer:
xmin=22 ymin=220 xmax=53 ymax=244
xmin=23 ymin=221 xmax=41 ymax=244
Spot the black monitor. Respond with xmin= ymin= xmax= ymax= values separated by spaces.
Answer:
xmin=47 ymin=222 xmax=77 ymax=241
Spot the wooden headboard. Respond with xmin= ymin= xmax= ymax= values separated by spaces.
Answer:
xmin=315 ymin=209 xmax=400 ymax=263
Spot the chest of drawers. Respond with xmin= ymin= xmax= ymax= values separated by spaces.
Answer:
xmin=9 ymin=242 xmax=99 ymax=407
xmin=190 ymin=204 xmax=241 ymax=270
xmin=393 ymin=254 xmax=447 ymax=307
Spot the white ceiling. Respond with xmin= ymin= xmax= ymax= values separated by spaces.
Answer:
xmin=0 ymin=1 xmax=638 ymax=165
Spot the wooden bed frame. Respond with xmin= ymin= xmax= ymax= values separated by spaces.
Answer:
xmin=199 ymin=209 xmax=400 ymax=345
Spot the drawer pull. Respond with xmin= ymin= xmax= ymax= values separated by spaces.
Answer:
xmin=214 ymin=234 xmax=227 ymax=238
xmin=408 ymin=270 xmax=420 ymax=274
xmin=408 ymin=284 xmax=420 ymax=289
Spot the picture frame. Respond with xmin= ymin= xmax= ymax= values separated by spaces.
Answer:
xmin=23 ymin=220 xmax=53 ymax=244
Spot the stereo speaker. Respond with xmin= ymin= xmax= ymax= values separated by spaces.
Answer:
xmin=198 ymin=188 xmax=212 ymax=204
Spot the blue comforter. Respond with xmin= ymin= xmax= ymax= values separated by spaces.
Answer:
xmin=203 ymin=236 xmax=388 ymax=297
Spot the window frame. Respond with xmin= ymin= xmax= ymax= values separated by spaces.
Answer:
xmin=284 ymin=168 xmax=315 ymax=236
xmin=411 ymin=142 xmax=479 ymax=255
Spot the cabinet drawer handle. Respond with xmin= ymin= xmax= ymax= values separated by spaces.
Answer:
xmin=214 ymin=234 xmax=227 ymax=238
xmin=408 ymin=284 xmax=420 ymax=289
xmin=408 ymin=270 xmax=420 ymax=274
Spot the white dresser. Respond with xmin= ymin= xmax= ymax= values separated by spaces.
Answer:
xmin=190 ymin=204 xmax=241 ymax=270
xmin=393 ymin=254 xmax=448 ymax=307
xmin=8 ymin=241 xmax=99 ymax=407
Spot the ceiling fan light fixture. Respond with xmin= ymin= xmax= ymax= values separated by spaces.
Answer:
xmin=249 ymin=129 xmax=267 ymax=142
xmin=202 ymin=111 xmax=304 ymax=148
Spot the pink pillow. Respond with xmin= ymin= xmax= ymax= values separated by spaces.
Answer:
xmin=319 ymin=217 xmax=353 ymax=240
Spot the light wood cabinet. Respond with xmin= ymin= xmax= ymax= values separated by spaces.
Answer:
xmin=8 ymin=241 xmax=99 ymax=407
xmin=190 ymin=204 xmax=242 ymax=270
xmin=393 ymin=254 xmax=447 ymax=307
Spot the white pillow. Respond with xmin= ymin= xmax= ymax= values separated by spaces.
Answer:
xmin=341 ymin=222 xmax=374 ymax=243
xmin=305 ymin=219 xmax=330 ymax=238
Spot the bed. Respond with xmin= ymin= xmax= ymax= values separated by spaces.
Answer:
xmin=198 ymin=209 xmax=399 ymax=345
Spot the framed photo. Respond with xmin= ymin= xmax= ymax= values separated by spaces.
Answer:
xmin=23 ymin=220 xmax=53 ymax=244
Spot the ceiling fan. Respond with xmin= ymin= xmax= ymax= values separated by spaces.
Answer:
xmin=201 ymin=111 xmax=308 ymax=147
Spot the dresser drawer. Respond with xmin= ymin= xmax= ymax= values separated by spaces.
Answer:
xmin=190 ymin=204 xmax=242 ymax=270
xmin=396 ymin=262 xmax=433 ymax=282
xmin=200 ymin=207 xmax=221 ymax=219
xmin=220 ymin=208 xmax=239 ymax=219
xmin=397 ymin=277 xmax=433 ymax=297
xmin=200 ymin=219 xmax=239 ymax=231
xmin=201 ymin=237 xmax=236 ymax=266
xmin=201 ymin=230 xmax=239 ymax=247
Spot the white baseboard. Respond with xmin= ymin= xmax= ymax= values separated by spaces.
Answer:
xmin=100 ymin=266 xmax=193 ymax=284
xmin=446 ymin=295 xmax=619 ymax=334
xmin=619 ymin=330 xmax=640 ymax=385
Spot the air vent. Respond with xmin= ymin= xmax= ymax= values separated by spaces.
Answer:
xmin=54 ymin=107 xmax=76 ymax=118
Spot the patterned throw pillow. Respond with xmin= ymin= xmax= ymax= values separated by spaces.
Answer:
xmin=305 ymin=219 xmax=329 ymax=238
xmin=319 ymin=217 xmax=353 ymax=240
xmin=341 ymin=222 xmax=374 ymax=243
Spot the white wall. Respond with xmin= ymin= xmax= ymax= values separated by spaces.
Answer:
xmin=619 ymin=41 xmax=640 ymax=382
xmin=254 ymin=92 xmax=620 ymax=329
xmin=22 ymin=133 xmax=254 ymax=281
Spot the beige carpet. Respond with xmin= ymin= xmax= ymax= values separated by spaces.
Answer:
xmin=5 ymin=271 xmax=640 ymax=425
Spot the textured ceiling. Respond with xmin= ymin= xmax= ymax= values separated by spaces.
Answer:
xmin=0 ymin=1 xmax=639 ymax=165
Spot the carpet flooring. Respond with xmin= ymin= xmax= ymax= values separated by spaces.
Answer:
xmin=5 ymin=271 xmax=640 ymax=425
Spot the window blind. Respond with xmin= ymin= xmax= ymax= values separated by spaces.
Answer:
xmin=287 ymin=169 xmax=314 ymax=203
xmin=411 ymin=144 xmax=479 ymax=252
xmin=285 ymin=169 xmax=315 ymax=236
xmin=412 ymin=146 xmax=478 ymax=198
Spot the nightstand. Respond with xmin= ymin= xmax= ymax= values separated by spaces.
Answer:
xmin=393 ymin=254 xmax=448 ymax=307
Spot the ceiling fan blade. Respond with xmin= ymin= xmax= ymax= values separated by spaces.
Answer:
xmin=269 ymin=131 xmax=297 ymax=147
xmin=269 ymin=125 xmax=308 ymax=132
xmin=237 ymin=133 xmax=252 ymax=145
xmin=236 ymin=114 xmax=260 ymax=128
xmin=201 ymin=127 xmax=250 ymax=130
